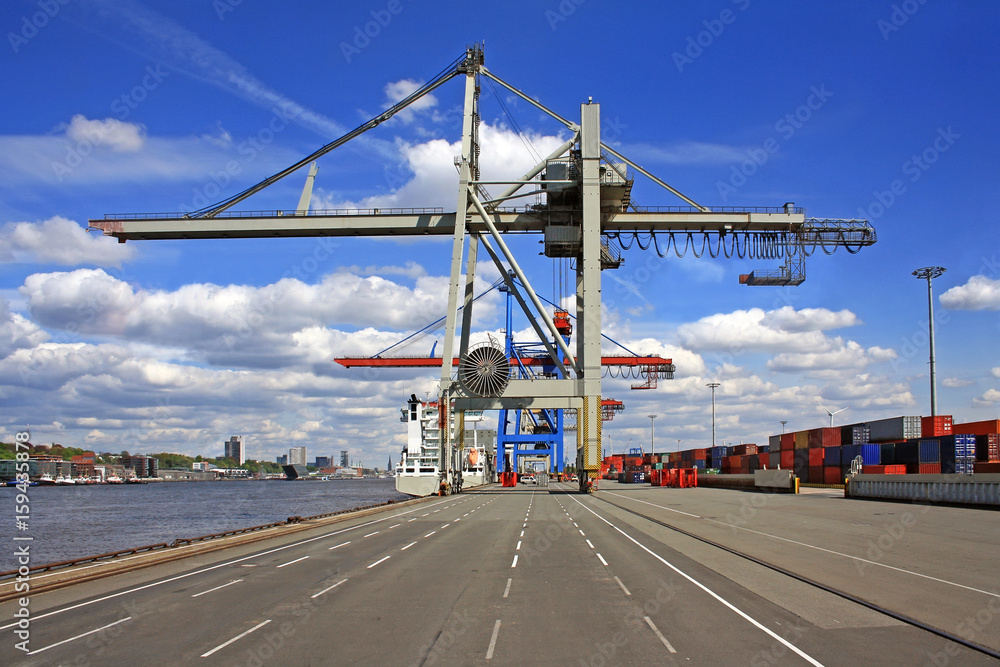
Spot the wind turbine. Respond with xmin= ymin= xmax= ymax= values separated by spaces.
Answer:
xmin=819 ymin=403 xmax=848 ymax=427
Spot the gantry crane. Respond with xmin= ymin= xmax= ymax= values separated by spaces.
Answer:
xmin=89 ymin=44 xmax=876 ymax=493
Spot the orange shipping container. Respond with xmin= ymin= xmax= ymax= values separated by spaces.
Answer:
xmin=953 ymin=420 xmax=1000 ymax=436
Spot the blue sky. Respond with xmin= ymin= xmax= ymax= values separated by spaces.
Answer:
xmin=1 ymin=0 xmax=998 ymax=466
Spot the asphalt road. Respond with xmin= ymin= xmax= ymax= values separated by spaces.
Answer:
xmin=2 ymin=482 xmax=998 ymax=665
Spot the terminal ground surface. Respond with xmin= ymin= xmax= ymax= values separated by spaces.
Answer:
xmin=2 ymin=482 xmax=999 ymax=665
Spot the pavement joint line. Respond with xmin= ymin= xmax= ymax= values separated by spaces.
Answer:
xmin=644 ymin=616 xmax=677 ymax=653
xmin=201 ymin=619 xmax=271 ymax=658
xmin=596 ymin=553 xmax=609 ymax=567
xmin=614 ymin=576 xmax=631 ymax=596
xmin=191 ymin=579 xmax=243 ymax=598
xmin=607 ymin=491 xmax=1000 ymax=600
xmin=511 ymin=555 xmax=519 ymax=568
xmin=485 ymin=619 xmax=501 ymax=660
xmin=569 ymin=494 xmax=825 ymax=667
xmin=401 ymin=542 xmax=417 ymax=551
xmin=367 ymin=556 xmax=391 ymax=569
xmin=276 ymin=555 xmax=309 ymax=568
xmin=329 ymin=541 xmax=350 ymax=550
xmin=311 ymin=579 xmax=347 ymax=599
xmin=503 ymin=578 xmax=512 ymax=598
xmin=27 ymin=616 xmax=133 ymax=656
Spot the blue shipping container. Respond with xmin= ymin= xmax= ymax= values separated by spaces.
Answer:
xmin=919 ymin=439 xmax=940 ymax=463
xmin=824 ymin=446 xmax=841 ymax=466
xmin=860 ymin=444 xmax=881 ymax=465
xmin=841 ymin=444 xmax=861 ymax=466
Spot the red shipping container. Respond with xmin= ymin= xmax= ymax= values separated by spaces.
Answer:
xmin=921 ymin=415 xmax=953 ymax=437
xmin=824 ymin=467 xmax=844 ymax=484
xmin=862 ymin=465 xmax=885 ymax=474
xmin=780 ymin=433 xmax=795 ymax=450
xmin=808 ymin=428 xmax=840 ymax=449
xmin=884 ymin=465 xmax=907 ymax=474
xmin=691 ymin=448 xmax=708 ymax=459
xmin=808 ymin=448 xmax=824 ymax=467
xmin=974 ymin=462 xmax=1000 ymax=473
xmin=780 ymin=450 xmax=795 ymax=469
xmin=807 ymin=466 xmax=823 ymax=483
xmin=732 ymin=444 xmax=757 ymax=456
xmin=727 ymin=455 xmax=742 ymax=469
xmin=918 ymin=463 xmax=942 ymax=474
xmin=953 ymin=420 xmax=1000 ymax=436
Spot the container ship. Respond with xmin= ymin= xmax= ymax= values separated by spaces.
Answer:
xmin=396 ymin=394 xmax=494 ymax=497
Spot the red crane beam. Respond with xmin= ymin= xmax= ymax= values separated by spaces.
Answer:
xmin=334 ymin=355 xmax=672 ymax=368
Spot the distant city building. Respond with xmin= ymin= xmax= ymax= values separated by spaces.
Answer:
xmin=225 ymin=436 xmax=245 ymax=465
xmin=289 ymin=446 xmax=307 ymax=466
xmin=217 ymin=468 xmax=250 ymax=479
xmin=121 ymin=455 xmax=157 ymax=478
xmin=315 ymin=456 xmax=331 ymax=468
xmin=276 ymin=454 xmax=287 ymax=465
xmin=340 ymin=450 xmax=349 ymax=467
xmin=192 ymin=462 xmax=216 ymax=471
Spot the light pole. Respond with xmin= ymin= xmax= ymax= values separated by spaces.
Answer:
xmin=913 ymin=267 xmax=946 ymax=416
xmin=706 ymin=382 xmax=720 ymax=449
xmin=676 ymin=438 xmax=681 ymax=453
xmin=780 ymin=420 xmax=787 ymax=434
xmin=648 ymin=415 xmax=656 ymax=453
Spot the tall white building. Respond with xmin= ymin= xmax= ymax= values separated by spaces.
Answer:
xmin=289 ymin=446 xmax=307 ymax=466
xmin=225 ymin=436 xmax=245 ymax=465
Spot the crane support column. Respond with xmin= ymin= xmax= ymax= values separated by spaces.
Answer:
xmin=578 ymin=102 xmax=602 ymax=492
xmin=438 ymin=47 xmax=481 ymax=493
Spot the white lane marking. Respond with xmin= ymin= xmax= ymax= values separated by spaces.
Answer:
xmin=579 ymin=529 xmax=586 ymax=536
xmin=614 ymin=576 xmax=631 ymax=596
xmin=485 ymin=619 xmax=501 ymax=660
xmin=519 ymin=530 xmax=524 ymax=537
xmin=522 ymin=523 xmax=527 ymax=528
xmin=329 ymin=541 xmax=351 ymax=550
xmin=573 ymin=522 xmax=579 ymax=527
xmin=511 ymin=555 xmax=519 ymax=568
xmin=442 ymin=523 xmax=451 ymax=529
xmin=433 ymin=509 xmax=441 ymax=513
xmin=596 ymin=553 xmax=609 ymax=567
xmin=454 ymin=518 xmax=461 ymax=522
xmin=408 ymin=518 xmax=418 ymax=522
xmin=311 ymin=579 xmax=347 ymax=599
xmin=503 ymin=578 xmax=512 ymax=598
xmin=568 ymin=495 xmax=824 ymax=667
xmin=364 ymin=531 xmax=380 ymax=538
xmin=586 ymin=540 xmax=595 ymax=549
xmin=423 ymin=513 xmax=430 ymax=517
xmin=27 ymin=617 xmax=132 ymax=656
xmin=425 ymin=531 xmax=437 ymax=538
xmin=0 ymin=495 xmax=455 ymax=631
xmin=192 ymin=579 xmax=243 ymax=598
xmin=516 ymin=541 xmax=521 ymax=550
xmin=367 ymin=556 xmax=391 ymax=569
xmin=388 ymin=524 xmax=401 ymax=529
xmin=201 ymin=619 xmax=271 ymax=657
xmin=644 ymin=616 xmax=677 ymax=653
xmin=276 ymin=556 xmax=309 ymax=568
xmin=401 ymin=541 xmax=417 ymax=551
xmin=608 ymin=491 xmax=1000 ymax=601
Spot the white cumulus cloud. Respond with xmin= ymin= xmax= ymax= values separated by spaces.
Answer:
xmin=940 ymin=275 xmax=1000 ymax=310
xmin=0 ymin=217 xmax=135 ymax=266
xmin=64 ymin=115 xmax=145 ymax=152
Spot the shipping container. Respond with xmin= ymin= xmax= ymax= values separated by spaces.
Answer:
xmin=768 ymin=451 xmax=780 ymax=469
xmin=808 ymin=448 xmax=824 ymax=467
xmin=919 ymin=439 xmax=941 ymax=463
xmin=824 ymin=446 xmax=841 ymax=467
xmin=880 ymin=443 xmax=896 ymax=466
xmin=824 ymin=467 xmax=844 ymax=484
xmin=769 ymin=435 xmax=781 ymax=451
xmin=780 ymin=433 xmax=795 ymax=451
xmin=974 ymin=462 xmax=1000 ymax=473
xmin=732 ymin=444 xmax=758 ymax=456
xmin=758 ymin=444 xmax=770 ymax=454
xmin=953 ymin=419 xmax=1000 ymax=436
xmin=852 ymin=425 xmax=872 ymax=445
xmin=861 ymin=465 xmax=885 ymax=474
xmin=711 ymin=446 xmax=728 ymax=460
xmin=884 ymin=465 xmax=906 ymax=474
xmin=867 ymin=416 xmax=922 ymax=443
xmin=794 ymin=431 xmax=809 ymax=450
xmin=894 ymin=441 xmax=919 ymax=466
xmin=860 ymin=444 xmax=881 ymax=466
xmin=808 ymin=427 xmax=840 ymax=449
xmin=780 ymin=450 xmax=795 ymax=469
xmin=918 ymin=463 xmax=941 ymax=474
xmin=921 ymin=415 xmax=953 ymax=438
xmin=841 ymin=444 xmax=861 ymax=467
xmin=807 ymin=466 xmax=823 ymax=483
xmin=975 ymin=434 xmax=1000 ymax=462
xmin=840 ymin=425 xmax=854 ymax=446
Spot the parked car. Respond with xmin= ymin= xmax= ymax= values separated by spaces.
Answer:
xmin=520 ymin=474 xmax=536 ymax=484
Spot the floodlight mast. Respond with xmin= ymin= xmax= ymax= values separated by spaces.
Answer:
xmin=87 ymin=44 xmax=877 ymax=494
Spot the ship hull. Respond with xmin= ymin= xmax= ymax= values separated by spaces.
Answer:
xmin=395 ymin=474 xmax=440 ymax=498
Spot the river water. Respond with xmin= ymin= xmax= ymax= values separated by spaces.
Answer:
xmin=0 ymin=478 xmax=407 ymax=571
